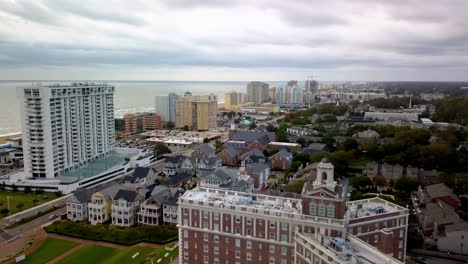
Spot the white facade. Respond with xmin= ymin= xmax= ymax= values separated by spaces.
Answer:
xmin=111 ymin=198 xmax=140 ymax=227
xmin=66 ymin=201 xmax=88 ymax=222
xmin=437 ymin=225 xmax=468 ymax=255
xmin=17 ymin=83 xmax=115 ymax=179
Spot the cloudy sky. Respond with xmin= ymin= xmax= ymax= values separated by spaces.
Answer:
xmin=1 ymin=0 xmax=467 ymax=81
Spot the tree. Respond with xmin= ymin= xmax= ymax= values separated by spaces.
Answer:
xmin=214 ymin=140 xmax=223 ymax=154
xmin=285 ymin=180 xmax=304 ymax=194
xmin=340 ymin=138 xmax=359 ymax=152
xmin=296 ymin=137 xmax=306 ymax=147
xmin=394 ymin=177 xmax=419 ymax=195
xmin=154 ymin=143 xmax=172 ymax=155
xmin=350 ymin=176 xmax=374 ymax=192
xmin=249 ymin=122 xmax=257 ymax=130
xmin=291 ymin=161 xmax=303 ymax=172
xmin=203 ymin=137 xmax=209 ymax=143
xmin=165 ymin=122 xmax=175 ymax=130
xmin=182 ymin=125 xmax=190 ymax=131
xmin=24 ymin=186 xmax=32 ymax=194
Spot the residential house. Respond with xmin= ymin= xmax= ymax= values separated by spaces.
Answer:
xmin=200 ymin=167 xmax=253 ymax=193
xmin=138 ymin=185 xmax=172 ymax=226
xmin=405 ymin=166 xmax=419 ymax=179
xmin=417 ymin=201 xmax=460 ymax=238
xmin=222 ymin=140 xmax=248 ymax=153
xmin=244 ymin=162 xmax=270 ymax=189
xmin=67 ymin=188 xmax=92 ymax=222
xmin=302 ymin=143 xmax=331 ymax=155
xmin=88 ymin=185 xmax=121 ymax=225
xmin=200 ymin=167 xmax=238 ymax=187
xmin=163 ymin=172 xmax=193 ymax=188
xmin=229 ymin=131 xmax=275 ymax=152
xmin=217 ymin=146 xmax=239 ymax=167
xmin=191 ymin=143 xmax=216 ymax=161
xmin=111 ymin=189 xmax=145 ymax=227
xmin=437 ymin=222 xmax=468 ymax=255
xmin=194 ymin=156 xmax=222 ymax=177
xmin=381 ymin=163 xmax=404 ymax=180
xmin=364 ymin=162 xmax=379 ymax=177
xmin=162 ymin=190 xmax=183 ymax=224
xmin=418 ymin=183 xmax=460 ymax=211
xmin=163 ymin=155 xmax=186 ymax=176
xmin=270 ymin=149 xmax=293 ymax=171
xmin=124 ymin=167 xmax=156 ymax=187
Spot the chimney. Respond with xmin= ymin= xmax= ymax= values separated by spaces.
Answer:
xmin=377 ymin=229 xmax=394 ymax=255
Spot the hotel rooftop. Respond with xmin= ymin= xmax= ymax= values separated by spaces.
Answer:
xmin=346 ymin=197 xmax=408 ymax=219
xmin=296 ymin=232 xmax=403 ymax=264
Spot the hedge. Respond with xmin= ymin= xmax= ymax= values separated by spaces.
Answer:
xmin=44 ymin=221 xmax=178 ymax=245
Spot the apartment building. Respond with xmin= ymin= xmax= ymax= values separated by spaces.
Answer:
xmin=224 ymin=91 xmax=246 ymax=110
xmin=155 ymin=93 xmax=180 ymax=123
xmin=124 ymin=112 xmax=162 ymax=134
xmin=17 ymin=83 xmax=115 ymax=178
xmin=175 ymin=94 xmax=218 ymax=131
xmin=178 ymin=158 xmax=409 ymax=264
xmin=246 ymin=81 xmax=269 ymax=104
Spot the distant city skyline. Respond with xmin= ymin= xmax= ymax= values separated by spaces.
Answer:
xmin=1 ymin=0 xmax=467 ymax=81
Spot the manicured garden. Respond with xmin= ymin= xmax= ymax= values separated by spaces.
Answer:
xmin=18 ymin=237 xmax=78 ymax=264
xmin=44 ymin=221 xmax=178 ymax=245
xmin=57 ymin=244 xmax=178 ymax=264
xmin=0 ymin=190 xmax=59 ymax=217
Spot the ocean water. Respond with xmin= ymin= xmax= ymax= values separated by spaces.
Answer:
xmin=0 ymin=80 xmax=285 ymax=135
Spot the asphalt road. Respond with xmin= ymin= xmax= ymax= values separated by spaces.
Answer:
xmin=0 ymin=206 xmax=65 ymax=242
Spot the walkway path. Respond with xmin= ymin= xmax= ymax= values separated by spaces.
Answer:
xmin=47 ymin=233 xmax=165 ymax=249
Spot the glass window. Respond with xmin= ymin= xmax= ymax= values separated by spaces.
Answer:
xmin=309 ymin=202 xmax=316 ymax=216
xmin=318 ymin=203 xmax=325 ymax=217
xmin=327 ymin=204 xmax=335 ymax=218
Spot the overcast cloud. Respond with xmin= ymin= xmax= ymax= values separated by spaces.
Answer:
xmin=0 ymin=0 xmax=467 ymax=81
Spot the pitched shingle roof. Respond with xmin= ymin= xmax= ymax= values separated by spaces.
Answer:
xmin=72 ymin=188 xmax=92 ymax=203
xmin=273 ymin=149 xmax=292 ymax=160
xmin=223 ymin=146 xmax=239 ymax=157
xmin=232 ymin=131 xmax=273 ymax=145
xmin=164 ymin=172 xmax=192 ymax=187
xmin=113 ymin=189 xmax=139 ymax=202
xmin=426 ymin=183 xmax=459 ymax=202
xmin=198 ymin=143 xmax=216 ymax=157
xmin=130 ymin=167 xmax=151 ymax=182
xmin=165 ymin=155 xmax=186 ymax=164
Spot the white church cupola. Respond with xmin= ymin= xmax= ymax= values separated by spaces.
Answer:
xmin=313 ymin=158 xmax=337 ymax=191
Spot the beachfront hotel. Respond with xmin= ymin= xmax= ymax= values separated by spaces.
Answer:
xmin=17 ymin=83 xmax=115 ymax=179
xmin=178 ymin=159 xmax=408 ymax=264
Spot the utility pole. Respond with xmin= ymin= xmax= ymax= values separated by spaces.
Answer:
xmin=7 ymin=196 xmax=13 ymax=214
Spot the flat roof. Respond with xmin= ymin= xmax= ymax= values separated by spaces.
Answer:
xmin=346 ymin=197 xmax=407 ymax=219
xmin=298 ymin=233 xmax=402 ymax=264
xmin=181 ymin=187 xmax=302 ymax=214
xmin=269 ymin=142 xmax=301 ymax=146
xmin=62 ymin=149 xmax=138 ymax=178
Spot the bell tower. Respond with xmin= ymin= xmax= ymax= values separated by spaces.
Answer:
xmin=314 ymin=158 xmax=336 ymax=189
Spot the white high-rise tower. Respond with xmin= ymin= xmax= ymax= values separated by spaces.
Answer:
xmin=17 ymin=83 xmax=115 ymax=179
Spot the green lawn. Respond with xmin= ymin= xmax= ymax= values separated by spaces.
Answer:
xmin=57 ymin=245 xmax=118 ymax=264
xmin=57 ymin=244 xmax=178 ymax=264
xmin=19 ymin=237 xmax=79 ymax=264
xmin=0 ymin=191 xmax=59 ymax=217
